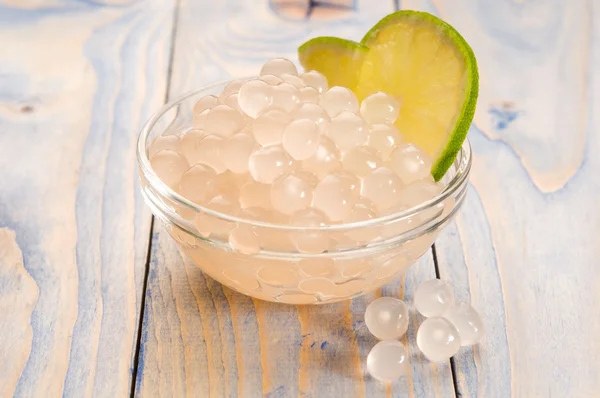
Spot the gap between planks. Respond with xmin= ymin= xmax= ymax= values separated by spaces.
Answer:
xmin=130 ymin=0 xmax=183 ymax=396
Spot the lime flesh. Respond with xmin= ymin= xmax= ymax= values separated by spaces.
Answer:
xmin=298 ymin=11 xmax=478 ymax=180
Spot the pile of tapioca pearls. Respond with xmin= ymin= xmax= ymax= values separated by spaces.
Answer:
xmin=365 ymin=279 xmax=483 ymax=382
xmin=148 ymin=58 xmax=442 ymax=253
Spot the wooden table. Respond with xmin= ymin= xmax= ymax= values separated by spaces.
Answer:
xmin=1 ymin=0 xmax=598 ymax=397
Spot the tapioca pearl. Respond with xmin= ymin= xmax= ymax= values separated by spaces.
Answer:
xmin=257 ymin=263 xmax=299 ymax=287
xmin=397 ymin=178 xmax=443 ymax=208
xmin=223 ymin=93 xmax=244 ymax=114
xmin=178 ymin=164 xmax=218 ymax=204
xmin=319 ymin=86 xmax=359 ymax=117
xmin=222 ymin=266 xmax=260 ymax=290
xmin=229 ymin=224 xmax=260 ymax=255
xmin=367 ymin=340 xmax=408 ymax=382
xmin=193 ymin=109 xmax=210 ymax=129
xmin=365 ymin=297 xmax=409 ymax=340
xmin=289 ymin=207 xmax=331 ymax=254
xmin=298 ymin=257 xmax=336 ymax=277
xmin=328 ymin=111 xmax=368 ymax=151
xmin=272 ymin=82 xmax=301 ymax=114
xmin=367 ymin=123 xmax=403 ymax=160
xmin=204 ymin=104 xmax=245 ymax=138
xmin=282 ymin=119 xmax=320 ymax=160
xmin=259 ymin=74 xmax=283 ymax=85
xmin=416 ymin=317 xmax=461 ymax=362
xmin=238 ymin=79 xmax=273 ymax=118
xmin=270 ymin=171 xmax=318 ymax=215
xmin=339 ymin=258 xmax=372 ymax=279
xmin=361 ymin=167 xmax=403 ymax=212
xmin=248 ymin=146 xmax=292 ymax=184
xmin=312 ymin=174 xmax=355 ymax=222
xmin=252 ymin=107 xmax=290 ymax=147
xmin=342 ymin=146 xmax=383 ymax=177
xmin=344 ymin=200 xmax=379 ymax=242
xmin=149 ymin=135 xmax=180 ymax=158
xmin=301 ymin=136 xmax=341 ymax=179
xmin=194 ymin=134 xmax=227 ymax=173
xmin=239 ymin=181 xmax=272 ymax=209
xmin=280 ymin=73 xmax=305 ymax=89
xmin=444 ymin=302 xmax=484 ymax=346
xmin=222 ymin=132 xmax=257 ymax=174
xmin=150 ymin=149 xmax=189 ymax=188
xmin=193 ymin=95 xmax=219 ymax=115
xmin=293 ymin=102 xmax=329 ymax=134
xmin=178 ymin=129 xmax=203 ymax=164
xmin=218 ymin=79 xmax=245 ymax=103
xmin=260 ymin=58 xmax=298 ymax=77
xmin=360 ymin=91 xmax=401 ymax=124
xmin=301 ymin=70 xmax=328 ymax=93
xmin=335 ymin=171 xmax=361 ymax=198
xmin=299 ymin=87 xmax=319 ymax=103
xmin=389 ymin=143 xmax=433 ymax=184
xmin=414 ymin=279 xmax=455 ymax=317
xmin=334 ymin=278 xmax=367 ymax=297
xmin=376 ymin=254 xmax=411 ymax=280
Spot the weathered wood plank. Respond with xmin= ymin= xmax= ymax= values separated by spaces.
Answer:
xmin=0 ymin=1 xmax=176 ymax=396
xmin=136 ymin=0 xmax=456 ymax=396
xmin=404 ymin=0 xmax=600 ymax=396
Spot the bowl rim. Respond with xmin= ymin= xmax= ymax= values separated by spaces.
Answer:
xmin=137 ymin=79 xmax=472 ymax=232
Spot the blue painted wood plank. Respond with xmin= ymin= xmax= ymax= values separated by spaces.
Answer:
xmin=0 ymin=1 xmax=176 ymax=396
xmin=404 ymin=0 xmax=600 ymax=396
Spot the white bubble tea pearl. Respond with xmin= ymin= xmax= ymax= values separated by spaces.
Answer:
xmin=389 ymin=144 xmax=433 ymax=184
xmin=222 ymin=132 xmax=256 ymax=174
xmin=150 ymin=150 xmax=188 ymax=188
xmin=260 ymin=58 xmax=298 ymax=77
xmin=301 ymin=136 xmax=341 ymax=178
xmin=270 ymin=171 xmax=317 ymax=215
xmin=248 ymin=146 xmax=292 ymax=184
xmin=294 ymin=103 xmax=329 ymax=133
xmin=342 ymin=146 xmax=382 ymax=177
xmin=367 ymin=340 xmax=408 ymax=382
xmin=368 ymin=123 xmax=403 ymax=160
xmin=319 ymin=86 xmax=359 ymax=117
xmin=312 ymin=174 xmax=354 ymax=222
xmin=365 ymin=297 xmax=409 ymax=340
xmin=229 ymin=224 xmax=260 ymax=255
xmin=238 ymin=79 xmax=273 ymax=118
xmin=178 ymin=164 xmax=217 ymax=203
xmin=328 ymin=111 xmax=368 ymax=151
xmin=360 ymin=91 xmax=400 ymax=124
xmin=272 ymin=83 xmax=301 ymax=114
xmin=444 ymin=302 xmax=484 ymax=346
xmin=194 ymin=135 xmax=227 ymax=174
xmin=218 ymin=79 xmax=245 ymax=103
xmin=253 ymin=107 xmax=290 ymax=146
xmin=417 ymin=317 xmax=461 ymax=362
xmin=289 ymin=207 xmax=330 ymax=253
xmin=360 ymin=167 xmax=403 ymax=211
xmin=282 ymin=119 xmax=320 ymax=160
xmin=301 ymin=70 xmax=328 ymax=93
xmin=193 ymin=95 xmax=219 ymax=115
xmin=204 ymin=104 xmax=245 ymax=137
xmin=149 ymin=135 xmax=180 ymax=157
xmin=414 ymin=279 xmax=455 ymax=317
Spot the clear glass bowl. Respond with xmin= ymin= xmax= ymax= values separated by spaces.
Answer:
xmin=137 ymin=81 xmax=472 ymax=305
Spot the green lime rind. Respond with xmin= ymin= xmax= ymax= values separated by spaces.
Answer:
xmin=361 ymin=10 xmax=478 ymax=181
xmin=298 ymin=37 xmax=368 ymax=89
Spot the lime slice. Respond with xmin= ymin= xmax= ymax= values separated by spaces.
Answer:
xmin=298 ymin=37 xmax=367 ymax=89
xmin=298 ymin=11 xmax=478 ymax=181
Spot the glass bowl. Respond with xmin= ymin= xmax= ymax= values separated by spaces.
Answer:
xmin=136 ymin=80 xmax=471 ymax=305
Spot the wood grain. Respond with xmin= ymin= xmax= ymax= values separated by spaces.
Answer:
xmin=135 ymin=0 xmax=456 ymax=396
xmin=0 ymin=1 xmax=176 ymax=396
xmin=405 ymin=0 xmax=600 ymax=396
